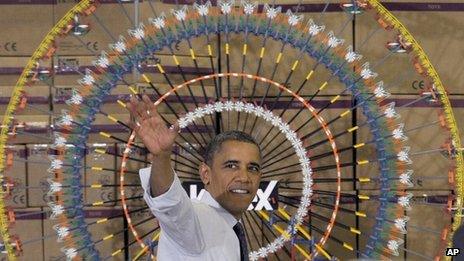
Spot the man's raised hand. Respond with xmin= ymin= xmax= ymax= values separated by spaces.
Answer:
xmin=127 ymin=94 xmax=179 ymax=157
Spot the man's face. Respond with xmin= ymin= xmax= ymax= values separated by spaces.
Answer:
xmin=200 ymin=140 xmax=262 ymax=219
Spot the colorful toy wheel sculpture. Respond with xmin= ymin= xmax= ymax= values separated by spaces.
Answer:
xmin=1 ymin=0 xmax=461 ymax=260
xmin=49 ymin=0 xmax=462 ymax=260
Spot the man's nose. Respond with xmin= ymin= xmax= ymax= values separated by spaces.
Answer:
xmin=237 ymin=168 xmax=250 ymax=182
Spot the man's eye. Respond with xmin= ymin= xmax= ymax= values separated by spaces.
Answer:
xmin=249 ymin=166 xmax=260 ymax=172
xmin=226 ymin=163 xmax=237 ymax=169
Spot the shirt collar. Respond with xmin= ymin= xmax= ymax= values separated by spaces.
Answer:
xmin=200 ymin=190 xmax=240 ymax=227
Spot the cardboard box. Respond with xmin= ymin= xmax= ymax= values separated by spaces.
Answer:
xmin=26 ymin=144 xmax=85 ymax=207
xmin=0 ymin=57 xmax=51 ymax=116
xmin=54 ymin=2 xmax=134 ymax=56
xmin=85 ymin=143 xmax=117 ymax=207
xmin=0 ymin=4 xmax=53 ymax=56
xmin=0 ymin=56 xmax=52 ymax=87
xmin=356 ymin=8 xmax=464 ymax=95
xmin=26 ymin=144 xmax=54 ymax=207
xmin=3 ymin=145 xmax=27 ymax=208
xmin=84 ymin=207 xmax=125 ymax=261
xmin=0 ymin=93 xmax=50 ymax=119
xmin=392 ymin=10 xmax=464 ymax=95
xmin=11 ymin=208 xmax=45 ymax=260
xmin=405 ymin=191 xmax=452 ymax=260
xmin=9 ymin=115 xmax=50 ymax=144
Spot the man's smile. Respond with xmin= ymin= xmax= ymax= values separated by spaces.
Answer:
xmin=229 ymin=188 xmax=250 ymax=194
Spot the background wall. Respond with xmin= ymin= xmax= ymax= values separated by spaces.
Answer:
xmin=0 ymin=0 xmax=462 ymax=260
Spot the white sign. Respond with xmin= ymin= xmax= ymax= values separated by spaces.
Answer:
xmin=185 ymin=181 xmax=279 ymax=211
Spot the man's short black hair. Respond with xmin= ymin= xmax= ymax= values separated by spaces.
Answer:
xmin=203 ymin=130 xmax=261 ymax=166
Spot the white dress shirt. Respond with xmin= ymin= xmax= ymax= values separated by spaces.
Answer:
xmin=139 ymin=167 xmax=242 ymax=260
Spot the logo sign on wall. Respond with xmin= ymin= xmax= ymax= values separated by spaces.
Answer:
xmin=182 ymin=181 xmax=279 ymax=211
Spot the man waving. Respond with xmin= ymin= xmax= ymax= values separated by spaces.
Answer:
xmin=128 ymin=94 xmax=262 ymax=260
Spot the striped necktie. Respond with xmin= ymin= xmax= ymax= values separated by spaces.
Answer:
xmin=233 ymin=222 xmax=249 ymax=261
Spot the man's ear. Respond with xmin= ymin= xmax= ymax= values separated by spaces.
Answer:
xmin=199 ymin=162 xmax=210 ymax=186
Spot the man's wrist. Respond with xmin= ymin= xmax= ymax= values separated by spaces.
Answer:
xmin=148 ymin=149 xmax=174 ymax=197
xmin=150 ymin=150 xmax=171 ymax=164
